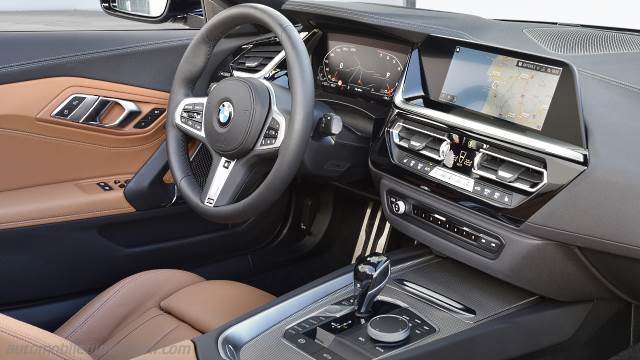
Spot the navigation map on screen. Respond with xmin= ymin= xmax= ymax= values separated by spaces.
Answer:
xmin=439 ymin=46 xmax=562 ymax=130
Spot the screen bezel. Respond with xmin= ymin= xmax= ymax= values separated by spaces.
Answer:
xmin=419 ymin=36 xmax=585 ymax=148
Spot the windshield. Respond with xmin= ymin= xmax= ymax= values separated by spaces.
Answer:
xmin=320 ymin=0 xmax=639 ymax=31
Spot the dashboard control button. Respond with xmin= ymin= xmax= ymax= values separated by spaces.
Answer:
xmin=391 ymin=200 xmax=406 ymax=215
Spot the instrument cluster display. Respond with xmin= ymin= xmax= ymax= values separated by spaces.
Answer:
xmin=317 ymin=34 xmax=410 ymax=101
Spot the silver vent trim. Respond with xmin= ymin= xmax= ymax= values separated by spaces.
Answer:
xmin=472 ymin=149 xmax=547 ymax=193
xmin=390 ymin=120 xmax=450 ymax=161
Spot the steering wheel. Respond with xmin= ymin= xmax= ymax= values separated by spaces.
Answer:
xmin=166 ymin=4 xmax=314 ymax=223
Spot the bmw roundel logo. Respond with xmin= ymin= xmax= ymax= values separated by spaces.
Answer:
xmin=217 ymin=101 xmax=234 ymax=127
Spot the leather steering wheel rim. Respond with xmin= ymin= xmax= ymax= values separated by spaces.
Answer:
xmin=166 ymin=4 xmax=314 ymax=223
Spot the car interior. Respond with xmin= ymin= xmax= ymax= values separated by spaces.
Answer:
xmin=1 ymin=0 xmax=639 ymax=359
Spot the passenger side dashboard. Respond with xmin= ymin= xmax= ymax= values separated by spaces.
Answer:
xmin=275 ymin=1 xmax=640 ymax=303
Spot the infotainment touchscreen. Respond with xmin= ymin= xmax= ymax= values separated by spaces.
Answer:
xmin=439 ymin=46 xmax=562 ymax=131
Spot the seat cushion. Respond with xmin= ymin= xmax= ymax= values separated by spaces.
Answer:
xmin=54 ymin=269 xmax=275 ymax=360
xmin=0 ymin=313 xmax=92 ymax=360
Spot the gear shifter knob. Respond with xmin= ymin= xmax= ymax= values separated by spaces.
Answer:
xmin=353 ymin=253 xmax=390 ymax=317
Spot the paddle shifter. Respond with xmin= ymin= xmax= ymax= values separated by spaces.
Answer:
xmin=353 ymin=253 xmax=391 ymax=317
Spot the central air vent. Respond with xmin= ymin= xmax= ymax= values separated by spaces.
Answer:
xmin=391 ymin=120 xmax=450 ymax=161
xmin=231 ymin=39 xmax=283 ymax=75
xmin=473 ymin=150 xmax=547 ymax=192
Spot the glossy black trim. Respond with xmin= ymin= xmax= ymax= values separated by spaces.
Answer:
xmin=419 ymin=35 xmax=585 ymax=148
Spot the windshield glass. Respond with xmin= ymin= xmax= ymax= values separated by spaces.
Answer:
xmin=321 ymin=0 xmax=639 ymax=31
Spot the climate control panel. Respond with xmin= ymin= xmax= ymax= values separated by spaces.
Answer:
xmin=388 ymin=193 xmax=504 ymax=258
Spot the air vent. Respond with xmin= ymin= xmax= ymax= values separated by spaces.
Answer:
xmin=391 ymin=120 xmax=449 ymax=161
xmin=473 ymin=150 xmax=547 ymax=192
xmin=232 ymin=39 xmax=283 ymax=75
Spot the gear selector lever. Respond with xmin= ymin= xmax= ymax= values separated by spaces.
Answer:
xmin=353 ymin=253 xmax=391 ymax=317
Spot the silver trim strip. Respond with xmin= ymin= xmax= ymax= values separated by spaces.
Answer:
xmin=472 ymin=148 xmax=548 ymax=193
xmin=52 ymin=94 xmax=140 ymax=128
xmin=394 ymin=279 xmax=476 ymax=317
xmin=390 ymin=121 xmax=450 ymax=161
xmin=218 ymin=272 xmax=352 ymax=360
xmin=393 ymin=63 xmax=586 ymax=164
xmin=92 ymin=97 xmax=140 ymax=128
xmin=204 ymin=157 xmax=236 ymax=207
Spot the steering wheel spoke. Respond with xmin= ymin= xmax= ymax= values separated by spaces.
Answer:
xmin=254 ymin=81 xmax=287 ymax=151
xmin=174 ymin=97 xmax=208 ymax=142
xmin=202 ymin=155 xmax=236 ymax=207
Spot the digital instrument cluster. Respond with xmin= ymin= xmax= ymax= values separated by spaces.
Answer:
xmin=316 ymin=33 xmax=410 ymax=101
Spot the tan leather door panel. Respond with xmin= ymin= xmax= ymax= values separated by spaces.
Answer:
xmin=0 ymin=77 xmax=169 ymax=228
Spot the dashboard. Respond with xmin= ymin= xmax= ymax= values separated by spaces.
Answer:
xmin=218 ymin=0 xmax=640 ymax=304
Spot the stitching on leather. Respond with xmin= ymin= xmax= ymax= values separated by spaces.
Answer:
xmin=285 ymin=2 xmax=477 ymax=40
xmin=0 ymin=128 xmax=165 ymax=151
xmin=578 ymin=68 xmax=640 ymax=94
xmin=62 ymin=270 xmax=200 ymax=343
xmin=61 ymin=271 xmax=156 ymax=340
xmin=0 ymin=38 xmax=192 ymax=74
xmin=95 ymin=312 xmax=169 ymax=360
xmin=0 ymin=207 xmax=133 ymax=229
xmin=0 ymin=327 xmax=79 ymax=360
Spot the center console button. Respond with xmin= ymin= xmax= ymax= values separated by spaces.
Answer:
xmin=312 ymin=349 xmax=345 ymax=360
xmin=367 ymin=314 xmax=410 ymax=343
xmin=283 ymin=332 xmax=323 ymax=354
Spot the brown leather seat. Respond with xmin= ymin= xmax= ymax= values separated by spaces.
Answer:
xmin=0 ymin=269 xmax=275 ymax=360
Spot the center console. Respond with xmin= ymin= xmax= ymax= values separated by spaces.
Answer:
xmin=214 ymin=252 xmax=538 ymax=360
